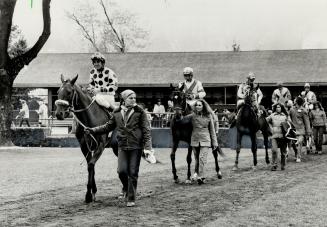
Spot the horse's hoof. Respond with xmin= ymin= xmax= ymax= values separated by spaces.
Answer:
xmin=252 ymin=166 xmax=257 ymax=170
xmin=85 ymin=193 xmax=93 ymax=203
xmin=92 ymin=193 xmax=96 ymax=202
xmin=185 ymin=179 xmax=192 ymax=184
xmin=232 ymin=166 xmax=238 ymax=171
xmin=217 ymin=171 xmax=222 ymax=179
xmin=174 ymin=177 xmax=180 ymax=184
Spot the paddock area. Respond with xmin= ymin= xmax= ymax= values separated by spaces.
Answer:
xmin=1 ymin=147 xmax=327 ymax=226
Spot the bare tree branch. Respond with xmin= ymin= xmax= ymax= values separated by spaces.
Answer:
xmin=67 ymin=12 xmax=99 ymax=52
xmin=99 ymin=0 xmax=125 ymax=53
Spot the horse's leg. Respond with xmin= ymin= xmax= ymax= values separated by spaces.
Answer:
xmin=170 ymin=141 xmax=179 ymax=183
xmin=233 ymin=131 xmax=242 ymax=171
xmin=263 ymin=131 xmax=270 ymax=165
xmin=185 ymin=145 xmax=193 ymax=184
xmin=212 ymin=147 xmax=222 ymax=179
xmin=251 ymin=133 xmax=258 ymax=169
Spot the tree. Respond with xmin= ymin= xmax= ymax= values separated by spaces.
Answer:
xmin=0 ymin=0 xmax=51 ymax=146
xmin=67 ymin=0 xmax=149 ymax=53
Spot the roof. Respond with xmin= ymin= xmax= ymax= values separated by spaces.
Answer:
xmin=14 ymin=49 xmax=327 ymax=88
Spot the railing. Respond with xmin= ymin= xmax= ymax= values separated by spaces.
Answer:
xmin=12 ymin=110 xmax=232 ymax=135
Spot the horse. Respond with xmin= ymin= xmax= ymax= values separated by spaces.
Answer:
xmin=169 ymin=84 xmax=223 ymax=184
xmin=232 ymin=86 xmax=270 ymax=170
xmin=55 ymin=74 xmax=118 ymax=203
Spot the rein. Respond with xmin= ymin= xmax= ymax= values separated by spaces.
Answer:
xmin=55 ymin=86 xmax=99 ymax=163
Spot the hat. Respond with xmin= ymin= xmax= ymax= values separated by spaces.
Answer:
xmin=304 ymin=83 xmax=310 ymax=88
xmin=91 ymin=52 xmax=106 ymax=63
xmin=121 ymin=89 xmax=136 ymax=100
xmin=277 ymin=82 xmax=283 ymax=87
xmin=20 ymin=99 xmax=26 ymax=103
xmin=247 ymin=72 xmax=255 ymax=80
xmin=183 ymin=67 xmax=193 ymax=75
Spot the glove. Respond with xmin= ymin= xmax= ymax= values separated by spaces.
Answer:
xmin=186 ymin=94 xmax=194 ymax=100
xmin=143 ymin=149 xmax=156 ymax=164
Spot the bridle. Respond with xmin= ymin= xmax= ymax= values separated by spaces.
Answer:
xmin=55 ymin=84 xmax=99 ymax=162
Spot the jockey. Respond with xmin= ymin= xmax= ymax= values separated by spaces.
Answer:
xmin=88 ymin=52 xmax=118 ymax=110
xmin=272 ymin=82 xmax=292 ymax=105
xmin=178 ymin=67 xmax=219 ymax=132
xmin=301 ymin=83 xmax=317 ymax=111
xmin=178 ymin=67 xmax=206 ymax=108
xmin=236 ymin=72 xmax=263 ymax=113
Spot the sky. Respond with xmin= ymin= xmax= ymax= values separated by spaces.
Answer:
xmin=12 ymin=0 xmax=327 ymax=53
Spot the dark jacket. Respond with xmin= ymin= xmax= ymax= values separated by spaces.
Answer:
xmin=289 ymin=106 xmax=311 ymax=136
xmin=93 ymin=105 xmax=152 ymax=150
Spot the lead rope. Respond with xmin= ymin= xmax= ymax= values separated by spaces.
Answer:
xmin=69 ymin=91 xmax=99 ymax=165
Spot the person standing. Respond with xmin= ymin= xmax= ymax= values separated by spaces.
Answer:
xmin=36 ymin=100 xmax=49 ymax=127
xmin=309 ymin=101 xmax=327 ymax=154
xmin=153 ymin=99 xmax=166 ymax=127
xmin=85 ymin=89 xmax=152 ymax=207
xmin=266 ymin=103 xmax=289 ymax=171
xmin=289 ymin=97 xmax=312 ymax=162
xmin=16 ymin=99 xmax=30 ymax=127
xmin=186 ymin=99 xmax=218 ymax=185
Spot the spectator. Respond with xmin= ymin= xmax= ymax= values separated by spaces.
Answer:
xmin=16 ymin=99 xmax=30 ymax=127
xmin=36 ymin=100 xmax=48 ymax=127
xmin=153 ymin=99 xmax=165 ymax=127
xmin=309 ymin=101 xmax=327 ymax=154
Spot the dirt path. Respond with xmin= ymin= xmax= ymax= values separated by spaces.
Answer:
xmin=1 ymin=147 xmax=327 ymax=226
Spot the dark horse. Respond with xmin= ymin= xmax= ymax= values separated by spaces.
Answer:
xmin=169 ymin=84 xmax=222 ymax=183
xmin=232 ymin=86 xmax=270 ymax=170
xmin=55 ymin=74 xmax=118 ymax=203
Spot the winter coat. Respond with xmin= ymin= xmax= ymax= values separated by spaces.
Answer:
xmin=266 ymin=112 xmax=288 ymax=139
xmin=289 ymin=107 xmax=312 ymax=136
xmin=93 ymin=105 xmax=152 ymax=150
xmin=186 ymin=113 xmax=218 ymax=147
xmin=309 ymin=109 xmax=327 ymax=127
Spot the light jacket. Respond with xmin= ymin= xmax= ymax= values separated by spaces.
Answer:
xmin=178 ymin=79 xmax=206 ymax=106
xmin=310 ymin=109 xmax=327 ymax=127
xmin=186 ymin=113 xmax=218 ymax=147
xmin=289 ymin=106 xmax=312 ymax=136
xmin=92 ymin=105 xmax=152 ymax=150
xmin=88 ymin=67 xmax=118 ymax=95
xmin=237 ymin=83 xmax=263 ymax=105
xmin=19 ymin=103 xmax=29 ymax=118
xmin=272 ymin=87 xmax=291 ymax=105
xmin=266 ymin=112 xmax=288 ymax=138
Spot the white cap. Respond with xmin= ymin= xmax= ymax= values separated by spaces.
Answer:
xmin=183 ymin=67 xmax=193 ymax=75
xmin=304 ymin=83 xmax=310 ymax=88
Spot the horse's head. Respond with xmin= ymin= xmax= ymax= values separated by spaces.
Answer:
xmin=55 ymin=74 xmax=78 ymax=120
xmin=169 ymin=83 xmax=186 ymax=116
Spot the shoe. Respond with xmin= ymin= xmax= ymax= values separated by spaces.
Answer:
xmin=118 ymin=190 xmax=127 ymax=199
xmin=318 ymin=151 xmax=323 ymax=155
xmin=296 ymin=158 xmax=301 ymax=163
xmin=271 ymin=166 xmax=277 ymax=171
xmin=281 ymin=166 xmax=285 ymax=171
xmin=126 ymin=202 xmax=135 ymax=207
xmin=197 ymin=178 xmax=204 ymax=185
